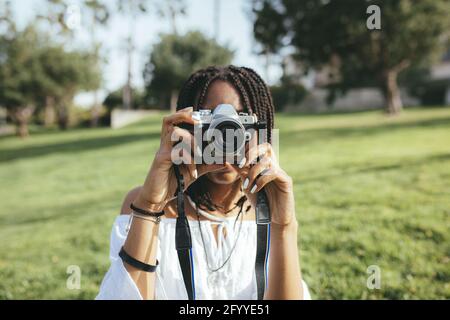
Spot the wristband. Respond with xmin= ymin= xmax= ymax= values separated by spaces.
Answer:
xmin=130 ymin=203 xmax=165 ymax=217
xmin=132 ymin=212 xmax=161 ymax=224
xmin=119 ymin=247 xmax=159 ymax=273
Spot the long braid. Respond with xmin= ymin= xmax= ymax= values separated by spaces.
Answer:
xmin=176 ymin=65 xmax=275 ymax=211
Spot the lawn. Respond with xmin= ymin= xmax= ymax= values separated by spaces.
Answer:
xmin=0 ymin=107 xmax=449 ymax=299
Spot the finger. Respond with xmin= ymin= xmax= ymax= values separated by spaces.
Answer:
xmin=176 ymin=150 xmax=198 ymax=181
xmin=172 ymin=149 xmax=198 ymax=181
xmin=249 ymin=169 xmax=277 ymax=194
xmin=183 ymin=159 xmax=198 ymax=183
xmin=177 ymin=106 xmax=193 ymax=113
xmin=243 ymin=156 xmax=271 ymax=191
xmin=163 ymin=125 xmax=190 ymax=150
xmin=162 ymin=110 xmax=198 ymax=127
xmin=238 ymin=156 xmax=247 ymax=169
xmin=245 ymin=142 xmax=271 ymax=167
xmin=170 ymin=126 xmax=198 ymax=157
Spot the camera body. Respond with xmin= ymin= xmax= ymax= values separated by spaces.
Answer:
xmin=180 ymin=104 xmax=266 ymax=164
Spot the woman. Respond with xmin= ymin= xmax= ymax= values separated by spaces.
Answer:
xmin=96 ymin=65 xmax=310 ymax=300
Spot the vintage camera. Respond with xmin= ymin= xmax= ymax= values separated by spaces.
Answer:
xmin=179 ymin=104 xmax=266 ymax=164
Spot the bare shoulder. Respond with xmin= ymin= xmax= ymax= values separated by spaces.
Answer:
xmin=120 ymin=186 xmax=142 ymax=215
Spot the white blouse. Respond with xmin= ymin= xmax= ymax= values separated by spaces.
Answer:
xmin=96 ymin=215 xmax=311 ymax=300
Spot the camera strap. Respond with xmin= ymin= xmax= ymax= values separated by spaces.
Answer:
xmin=174 ymin=165 xmax=196 ymax=300
xmin=255 ymin=191 xmax=271 ymax=300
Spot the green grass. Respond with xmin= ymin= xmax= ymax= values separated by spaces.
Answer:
xmin=0 ymin=107 xmax=449 ymax=299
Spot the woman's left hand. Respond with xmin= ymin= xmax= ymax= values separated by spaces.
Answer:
xmin=236 ymin=142 xmax=296 ymax=227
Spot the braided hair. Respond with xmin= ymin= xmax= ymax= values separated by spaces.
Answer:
xmin=176 ymin=65 xmax=275 ymax=211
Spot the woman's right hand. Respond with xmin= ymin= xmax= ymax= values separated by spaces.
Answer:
xmin=133 ymin=107 xmax=224 ymax=211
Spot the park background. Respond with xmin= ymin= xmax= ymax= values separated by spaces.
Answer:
xmin=0 ymin=0 xmax=449 ymax=299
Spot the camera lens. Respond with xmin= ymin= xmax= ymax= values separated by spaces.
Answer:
xmin=213 ymin=120 xmax=246 ymax=156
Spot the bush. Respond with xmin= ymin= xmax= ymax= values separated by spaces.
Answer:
xmin=103 ymin=88 xmax=145 ymax=112
xmin=270 ymin=82 xmax=307 ymax=111
xmin=413 ymin=80 xmax=449 ymax=106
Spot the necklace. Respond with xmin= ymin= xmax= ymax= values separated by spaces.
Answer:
xmin=192 ymin=197 xmax=245 ymax=273
xmin=187 ymin=196 xmax=229 ymax=223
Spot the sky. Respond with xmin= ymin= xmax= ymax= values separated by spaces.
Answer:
xmin=11 ymin=0 xmax=282 ymax=106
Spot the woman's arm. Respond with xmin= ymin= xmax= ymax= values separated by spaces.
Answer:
xmin=236 ymin=142 xmax=305 ymax=299
xmin=112 ymin=108 xmax=199 ymax=299
xmin=120 ymin=187 xmax=160 ymax=300
xmin=265 ymin=221 xmax=303 ymax=299
xmin=109 ymin=108 xmax=227 ymax=299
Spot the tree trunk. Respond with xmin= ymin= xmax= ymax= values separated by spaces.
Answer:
xmin=383 ymin=69 xmax=404 ymax=115
xmin=264 ymin=52 xmax=271 ymax=83
xmin=17 ymin=119 xmax=29 ymax=137
xmin=11 ymin=105 xmax=35 ymax=138
xmin=57 ymin=105 xmax=69 ymax=130
xmin=90 ymin=90 xmax=100 ymax=128
xmin=123 ymin=32 xmax=133 ymax=110
xmin=170 ymin=90 xmax=178 ymax=113
xmin=44 ymin=96 xmax=56 ymax=127
xmin=123 ymin=83 xmax=132 ymax=110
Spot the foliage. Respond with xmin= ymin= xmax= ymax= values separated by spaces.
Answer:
xmin=143 ymin=31 xmax=233 ymax=109
xmin=39 ymin=45 xmax=101 ymax=129
xmin=37 ymin=44 xmax=101 ymax=102
xmin=0 ymin=23 xmax=101 ymax=134
xmin=0 ymin=108 xmax=449 ymax=299
xmin=252 ymin=0 xmax=450 ymax=114
xmin=400 ymin=66 xmax=450 ymax=106
xmin=103 ymin=87 xmax=145 ymax=112
xmin=0 ymin=25 xmax=42 ymax=110
xmin=270 ymin=82 xmax=307 ymax=111
xmin=41 ymin=0 xmax=110 ymax=35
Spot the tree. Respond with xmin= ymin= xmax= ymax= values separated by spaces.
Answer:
xmin=252 ymin=0 xmax=450 ymax=114
xmin=36 ymin=45 xmax=101 ymax=130
xmin=117 ymin=0 xmax=153 ymax=110
xmin=0 ymin=23 xmax=101 ymax=136
xmin=0 ymin=25 xmax=44 ymax=137
xmin=84 ymin=0 xmax=109 ymax=127
xmin=155 ymin=0 xmax=186 ymax=35
xmin=103 ymin=87 xmax=144 ymax=112
xmin=143 ymin=31 xmax=233 ymax=111
xmin=41 ymin=0 xmax=109 ymax=126
xmin=117 ymin=0 xmax=186 ymax=110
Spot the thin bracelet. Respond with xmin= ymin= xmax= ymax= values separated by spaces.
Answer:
xmin=130 ymin=203 xmax=165 ymax=217
xmin=119 ymin=247 xmax=159 ymax=272
xmin=132 ymin=212 xmax=161 ymax=224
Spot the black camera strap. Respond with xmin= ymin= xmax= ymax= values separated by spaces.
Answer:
xmin=255 ymin=191 xmax=271 ymax=300
xmin=174 ymin=165 xmax=196 ymax=300
xmin=174 ymin=165 xmax=271 ymax=300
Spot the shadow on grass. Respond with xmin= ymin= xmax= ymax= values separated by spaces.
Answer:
xmin=300 ymin=152 xmax=450 ymax=184
xmin=0 ymin=131 xmax=161 ymax=163
xmin=0 ymin=191 xmax=119 ymax=227
xmin=282 ymin=116 xmax=450 ymax=146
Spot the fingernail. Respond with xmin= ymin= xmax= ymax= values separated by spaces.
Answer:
xmin=243 ymin=178 xmax=249 ymax=189
xmin=250 ymin=184 xmax=257 ymax=194
xmin=193 ymin=169 xmax=198 ymax=179
xmin=238 ymin=158 xmax=246 ymax=168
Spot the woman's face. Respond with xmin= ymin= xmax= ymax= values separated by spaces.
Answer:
xmin=200 ymin=80 xmax=243 ymax=185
